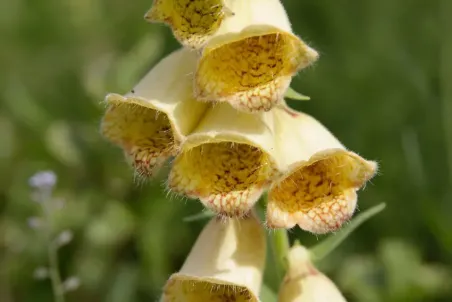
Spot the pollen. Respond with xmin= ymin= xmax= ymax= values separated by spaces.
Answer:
xmin=169 ymin=142 xmax=274 ymax=216
xmin=163 ymin=280 xmax=256 ymax=302
xmin=267 ymin=150 xmax=377 ymax=233
xmin=195 ymin=31 xmax=318 ymax=112
xmin=101 ymin=102 xmax=177 ymax=178
xmin=146 ymin=0 xmax=229 ymax=48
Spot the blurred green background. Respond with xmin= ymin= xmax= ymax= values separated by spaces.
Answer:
xmin=1 ymin=0 xmax=451 ymax=301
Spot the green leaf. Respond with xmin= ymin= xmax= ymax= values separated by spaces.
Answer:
xmin=284 ymin=87 xmax=311 ymax=101
xmin=309 ymin=203 xmax=386 ymax=261
xmin=182 ymin=210 xmax=215 ymax=222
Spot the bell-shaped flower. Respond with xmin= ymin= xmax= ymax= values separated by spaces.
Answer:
xmin=278 ymin=243 xmax=347 ymax=302
xmin=145 ymin=0 xmax=233 ymax=49
xmin=193 ymin=0 xmax=319 ymax=113
xmin=101 ymin=48 xmax=208 ymax=177
xmin=162 ymin=212 xmax=266 ymax=302
xmin=168 ymin=103 xmax=279 ymax=217
xmin=266 ymin=107 xmax=378 ymax=233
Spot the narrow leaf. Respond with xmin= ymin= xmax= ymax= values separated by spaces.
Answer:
xmin=310 ymin=203 xmax=386 ymax=261
xmin=284 ymin=87 xmax=310 ymax=101
xmin=183 ymin=210 xmax=215 ymax=222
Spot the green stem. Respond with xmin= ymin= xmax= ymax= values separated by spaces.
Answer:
xmin=48 ymin=243 xmax=65 ymax=302
xmin=272 ymin=229 xmax=290 ymax=272
xmin=40 ymin=189 xmax=65 ymax=302
xmin=440 ymin=0 xmax=452 ymax=185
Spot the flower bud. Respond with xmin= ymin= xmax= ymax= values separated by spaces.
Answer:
xmin=162 ymin=212 xmax=266 ymax=302
xmin=168 ymin=103 xmax=279 ymax=217
xmin=279 ymin=244 xmax=347 ymax=302
xmin=266 ymin=107 xmax=377 ymax=233
xmin=101 ymin=48 xmax=208 ymax=177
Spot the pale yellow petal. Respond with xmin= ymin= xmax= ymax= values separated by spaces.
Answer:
xmin=162 ymin=212 xmax=266 ymax=302
xmin=168 ymin=103 xmax=279 ymax=216
xmin=266 ymin=108 xmax=377 ymax=232
xmin=279 ymin=244 xmax=347 ymax=302
xmin=101 ymin=48 xmax=208 ymax=177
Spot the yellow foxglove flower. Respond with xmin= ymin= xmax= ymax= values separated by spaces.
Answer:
xmin=194 ymin=0 xmax=319 ymax=113
xmin=279 ymin=243 xmax=347 ymax=302
xmin=101 ymin=49 xmax=208 ymax=177
xmin=145 ymin=0 xmax=233 ymax=49
xmin=168 ymin=103 xmax=279 ymax=217
xmin=266 ymin=107 xmax=378 ymax=233
xmin=162 ymin=212 xmax=266 ymax=302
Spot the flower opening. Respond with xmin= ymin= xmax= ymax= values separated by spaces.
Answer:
xmin=170 ymin=142 xmax=274 ymax=216
xmin=102 ymin=98 xmax=176 ymax=177
xmin=164 ymin=279 xmax=257 ymax=302
xmin=145 ymin=0 xmax=231 ymax=49
xmin=168 ymin=103 xmax=278 ymax=217
xmin=195 ymin=26 xmax=318 ymax=113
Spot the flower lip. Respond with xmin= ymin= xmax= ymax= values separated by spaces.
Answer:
xmin=164 ymin=277 xmax=258 ymax=302
xmin=194 ymin=25 xmax=319 ymax=113
xmin=169 ymin=139 xmax=275 ymax=217
xmin=267 ymin=149 xmax=376 ymax=233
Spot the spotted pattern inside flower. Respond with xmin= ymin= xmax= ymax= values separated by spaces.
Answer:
xmin=146 ymin=0 xmax=228 ymax=48
xmin=101 ymin=102 xmax=176 ymax=178
xmin=267 ymin=151 xmax=377 ymax=233
xmin=169 ymin=142 xmax=275 ymax=217
xmin=195 ymin=32 xmax=318 ymax=112
xmin=163 ymin=280 xmax=257 ymax=302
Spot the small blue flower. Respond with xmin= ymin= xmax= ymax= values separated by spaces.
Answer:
xmin=29 ymin=171 xmax=57 ymax=189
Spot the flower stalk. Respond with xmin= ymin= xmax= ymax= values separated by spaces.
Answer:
xmin=271 ymin=228 xmax=290 ymax=280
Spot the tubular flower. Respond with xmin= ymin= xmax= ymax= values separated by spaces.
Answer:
xmin=162 ymin=212 xmax=266 ymax=302
xmin=278 ymin=243 xmax=347 ymax=302
xmin=266 ymin=107 xmax=378 ymax=233
xmin=168 ymin=103 xmax=279 ymax=217
xmin=101 ymin=48 xmax=208 ymax=177
xmin=145 ymin=0 xmax=233 ymax=49
xmin=194 ymin=0 xmax=319 ymax=113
